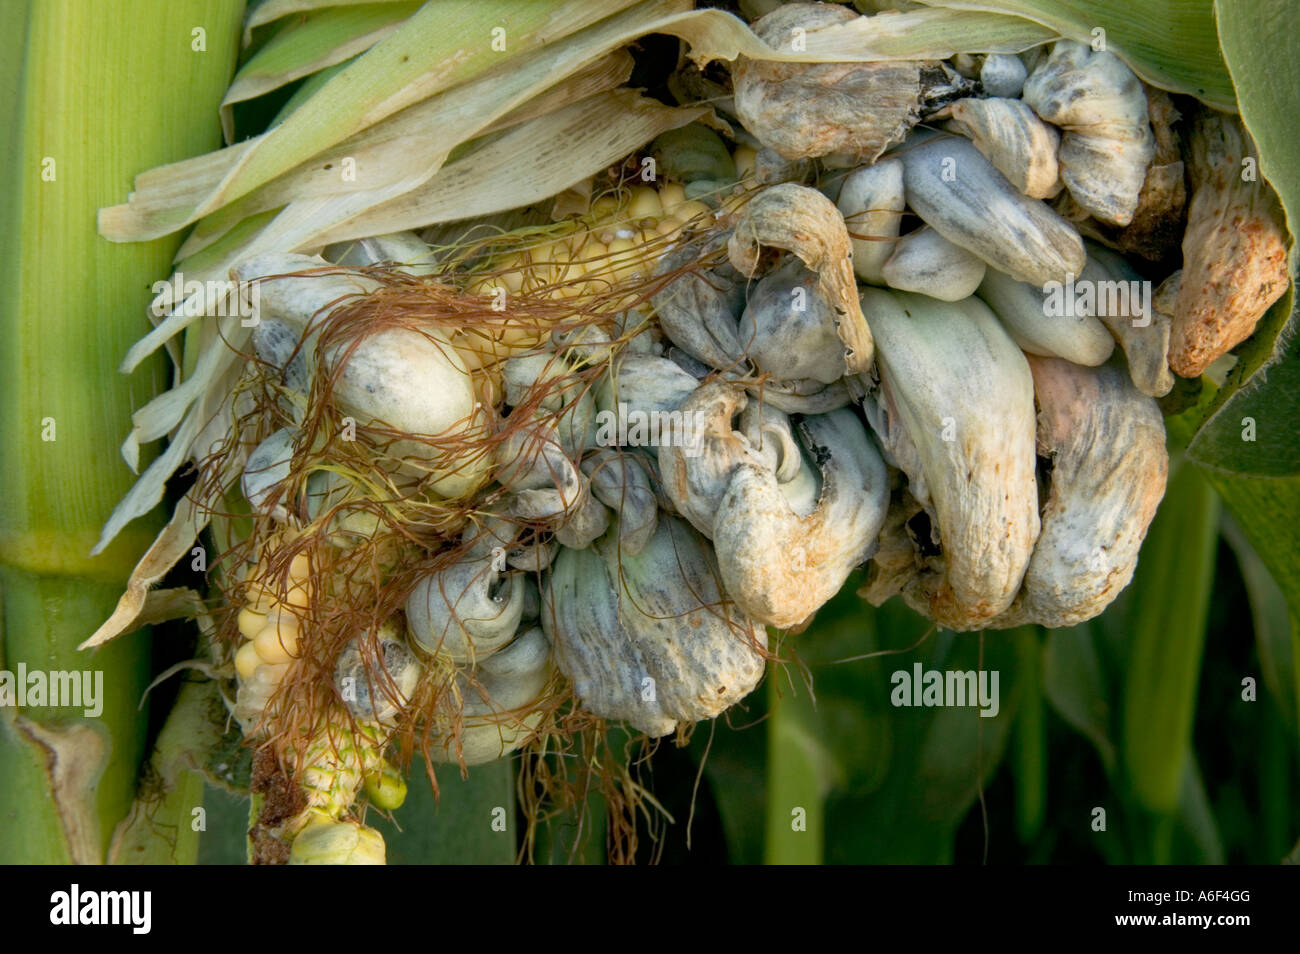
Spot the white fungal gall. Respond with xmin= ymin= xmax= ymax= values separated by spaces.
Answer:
xmin=835 ymin=159 xmax=905 ymax=285
xmin=895 ymin=133 xmax=1085 ymax=286
xmin=987 ymin=357 xmax=1168 ymax=629
xmin=881 ymin=226 xmax=986 ymax=302
xmin=861 ymin=288 xmax=1039 ymax=629
xmin=1023 ymin=40 xmax=1156 ymax=226
xmin=945 ymin=97 xmax=1060 ymax=200
xmin=729 ymin=182 xmax=873 ymax=373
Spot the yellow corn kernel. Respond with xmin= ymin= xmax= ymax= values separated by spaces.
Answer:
xmin=561 ymin=228 xmax=588 ymax=256
xmin=364 ymin=764 xmax=408 ymax=811
xmin=527 ymin=242 xmax=566 ymax=290
xmin=658 ymin=182 xmax=687 ymax=215
xmin=500 ymin=269 xmax=526 ymax=294
xmin=243 ymin=583 xmax=277 ymax=614
xmin=605 ymin=238 xmax=641 ymax=281
xmin=450 ymin=332 xmax=490 ymax=372
xmin=626 ymin=186 xmax=662 ymax=225
xmin=672 ymin=199 xmax=714 ymax=227
xmin=235 ymin=640 xmax=263 ymax=680
xmin=576 ymin=239 xmax=607 ymax=266
xmin=281 ymin=581 xmax=311 ymax=615
xmin=655 ymin=218 xmax=683 ymax=242
xmin=733 ymin=145 xmax=758 ymax=180
xmin=590 ymin=194 xmax=620 ymax=218
xmin=237 ymin=606 xmax=267 ymax=640
xmin=255 ymin=620 xmax=299 ymax=664
xmin=289 ymin=552 xmax=312 ymax=583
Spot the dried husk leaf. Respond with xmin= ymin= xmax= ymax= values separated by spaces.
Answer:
xmin=178 ymin=52 xmax=637 ymax=260
xmin=310 ymin=90 xmax=709 ymax=247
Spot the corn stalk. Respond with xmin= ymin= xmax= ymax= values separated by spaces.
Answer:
xmin=0 ymin=0 xmax=242 ymax=863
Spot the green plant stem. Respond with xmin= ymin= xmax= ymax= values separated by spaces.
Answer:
xmin=0 ymin=0 xmax=242 ymax=862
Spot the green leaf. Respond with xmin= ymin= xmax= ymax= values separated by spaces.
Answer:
xmin=1174 ymin=757 xmax=1225 ymax=864
xmin=1213 ymin=0 xmax=1300 ymax=245
xmin=221 ymin=2 xmax=422 ymax=141
xmin=1121 ymin=461 xmax=1220 ymax=815
xmin=763 ymin=656 xmax=833 ymax=864
xmin=375 ymin=758 xmax=516 ymax=864
xmin=689 ymin=709 xmax=767 ymax=866
xmin=1202 ymin=470 xmax=1300 ymax=753
xmin=0 ymin=0 xmax=242 ymax=862
xmin=1184 ymin=0 xmax=1300 ymax=475
xmin=1185 ymin=291 xmax=1300 ymax=476
xmin=1011 ymin=627 xmax=1046 ymax=842
xmin=1043 ymin=621 xmax=1116 ymax=774
xmin=1222 ymin=513 xmax=1296 ymax=730
xmin=197 ymin=785 xmax=252 ymax=864
xmin=271 ymin=56 xmax=353 ymax=125
xmin=1202 ymin=468 xmax=1300 ymax=607
xmin=921 ymin=0 xmax=1236 ymax=109
xmin=821 ymin=615 xmax=1021 ymax=863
